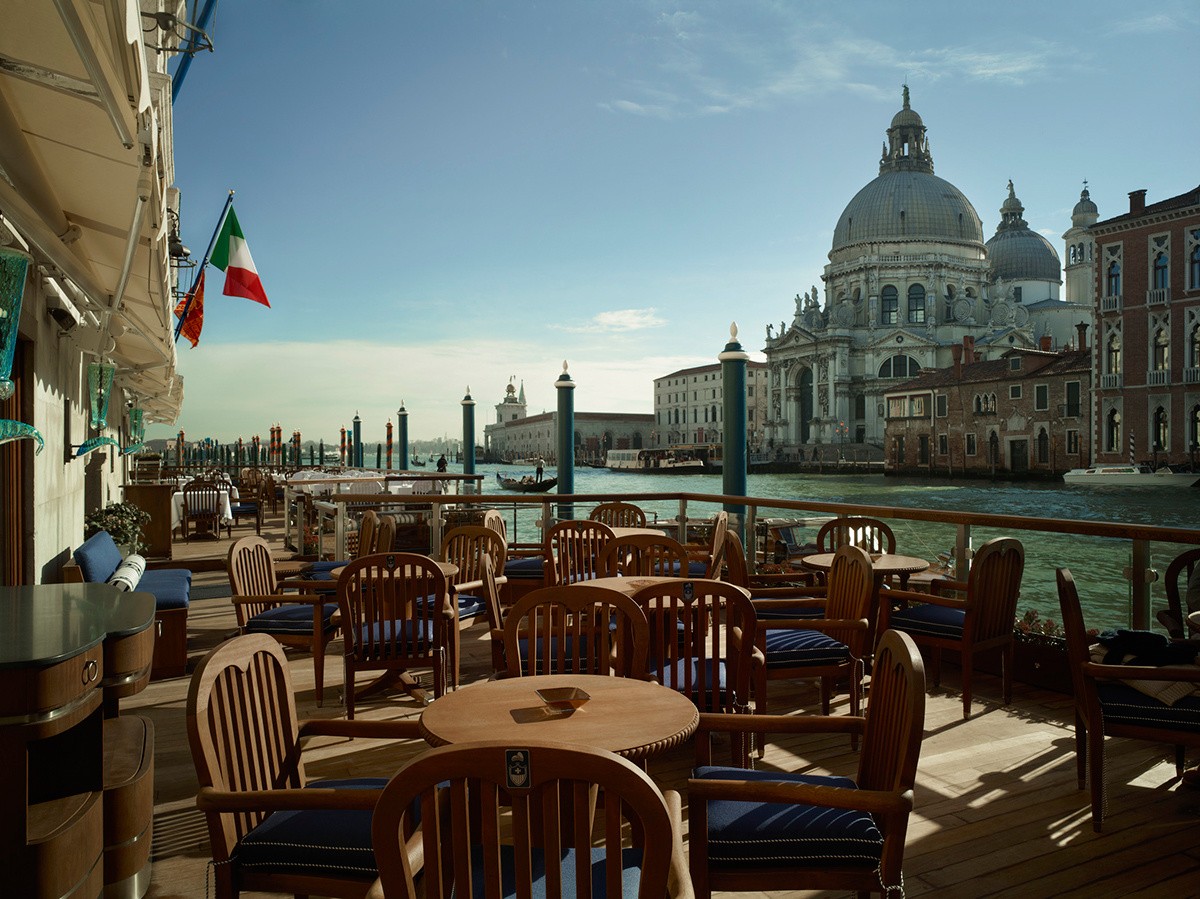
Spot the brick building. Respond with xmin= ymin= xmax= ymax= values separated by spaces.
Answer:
xmin=882 ymin=335 xmax=1092 ymax=478
xmin=1091 ymin=185 xmax=1200 ymax=466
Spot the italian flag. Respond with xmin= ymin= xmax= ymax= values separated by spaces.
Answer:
xmin=210 ymin=206 xmax=269 ymax=307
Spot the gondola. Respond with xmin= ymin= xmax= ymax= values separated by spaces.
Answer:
xmin=411 ymin=457 xmax=426 ymax=467
xmin=496 ymin=472 xmax=557 ymax=492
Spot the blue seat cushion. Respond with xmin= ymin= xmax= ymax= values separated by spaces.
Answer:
xmin=763 ymin=629 xmax=849 ymax=669
xmin=505 ymin=556 xmax=545 ymax=579
xmin=309 ymin=560 xmax=346 ymax=573
xmin=455 ymin=593 xmax=487 ymax=619
xmin=247 ymin=602 xmax=339 ymax=635
xmin=138 ymin=569 xmax=192 ymax=610
xmin=1097 ymin=682 xmax=1200 ymax=733
xmin=235 ymin=777 xmax=385 ymax=881
xmin=694 ymin=768 xmax=882 ymax=868
xmin=515 ymin=635 xmax=582 ymax=673
xmin=467 ymin=844 xmax=643 ymax=898
xmin=74 ymin=531 xmax=122 ymax=583
xmin=354 ymin=619 xmax=436 ymax=648
xmin=230 ymin=502 xmax=258 ymax=515
xmin=652 ymin=658 xmax=730 ymax=706
xmin=889 ymin=602 xmax=965 ymax=639
xmin=756 ymin=604 xmax=825 ymax=621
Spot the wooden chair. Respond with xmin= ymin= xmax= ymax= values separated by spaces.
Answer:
xmin=439 ymin=525 xmax=509 ymax=687
xmin=1057 ymin=568 xmax=1200 ymax=831
xmin=597 ymin=531 xmax=693 ymax=578
xmin=337 ymin=552 xmax=453 ymax=718
xmin=589 ymin=500 xmax=647 ymax=528
xmin=722 ymin=531 xmax=819 ymax=600
xmin=502 ymin=585 xmax=650 ymax=679
xmin=687 ymin=629 xmax=926 ymax=899
xmin=1155 ymin=546 xmax=1200 ymax=638
xmin=187 ymin=634 xmax=422 ymax=899
xmin=880 ymin=536 xmax=1025 ymax=719
xmin=182 ymin=478 xmax=224 ymax=540
xmin=371 ymin=740 xmax=691 ymax=899
xmin=543 ymin=519 xmax=615 ymax=587
xmin=632 ymin=578 xmax=760 ymax=728
xmin=228 ymin=479 xmax=262 ymax=535
xmin=226 ymin=536 xmax=339 ymax=706
xmin=816 ymin=516 xmax=897 ymax=554
xmin=704 ymin=511 xmax=729 ymax=579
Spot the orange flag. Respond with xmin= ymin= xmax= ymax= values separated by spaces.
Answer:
xmin=173 ymin=271 xmax=205 ymax=347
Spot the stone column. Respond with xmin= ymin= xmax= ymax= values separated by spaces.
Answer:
xmin=461 ymin=389 xmax=476 ymax=493
xmin=720 ymin=324 xmax=748 ymax=540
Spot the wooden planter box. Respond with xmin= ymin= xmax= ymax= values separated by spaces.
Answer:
xmin=972 ymin=638 xmax=1071 ymax=694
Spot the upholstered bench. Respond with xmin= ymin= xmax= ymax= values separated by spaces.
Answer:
xmin=64 ymin=530 xmax=192 ymax=679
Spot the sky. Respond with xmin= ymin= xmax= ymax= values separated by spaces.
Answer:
xmin=156 ymin=0 xmax=1200 ymax=444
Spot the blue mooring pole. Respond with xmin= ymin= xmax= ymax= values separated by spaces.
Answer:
xmin=398 ymin=403 xmax=409 ymax=472
xmin=352 ymin=412 xmax=363 ymax=468
xmin=720 ymin=323 xmax=749 ymax=542
xmin=462 ymin=388 xmax=476 ymax=493
xmin=555 ymin=361 xmax=575 ymax=522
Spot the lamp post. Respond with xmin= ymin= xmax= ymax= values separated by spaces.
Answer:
xmin=461 ymin=388 xmax=476 ymax=492
xmin=556 ymin=361 xmax=575 ymax=521
xmin=719 ymin=323 xmax=748 ymax=540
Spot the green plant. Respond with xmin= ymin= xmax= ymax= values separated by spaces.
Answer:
xmin=85 ymin=501 xmax=150 ymax=552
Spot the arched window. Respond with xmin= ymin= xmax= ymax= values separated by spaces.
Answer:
xmin=1106 ymin=334 xmax=1122 ymax=375
xmin=854 ymin=394 xmax=866 ymax=419
xmin=988 ymin=393 xmax=997 ymax=413
xmin=1037 ymin=428 xmax=1049 ymax=464
xmin=878 ymin=354 xmax=921 ymax=379
xmin=1153 ymin=329 xmax=1170 ymax=370
xmin=881 ymin=286 xmax=898 ymax=325
xmin=1153 ymin=253 xmax=1169 ymax=290
xmin=1191 ymin=324 xmax=1200 ymax=369
xmin=1106 ymin=261 xmax=1122 ymax=296
xmin=1154 ymin=406 xmax=1169 ymax=452
xmin=907 ymin=284 xmax=926 ymax=323
xmin=1191 ymin=242 xmax=1200 ymax=290
xmin=1069 ymin=245 xmax=1078 ymax=265
xmin=973 ymin=395 xmax=983 ymax=414
xmin=1105 ymin=409 xmax=1122 ymax=453
xmin=1191 ymin=404 xmax=1200 ymax=452
xmin=711 ymin=405 xmax=718 ymax=424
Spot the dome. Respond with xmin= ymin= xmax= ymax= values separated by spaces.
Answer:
xmin=986 ymin=180 xmax=1061 ymax=283
xmin=831 ymin=171 xmax=985 ymax=252
xmin=1073 ymin=186 xmax=1098 ymax=217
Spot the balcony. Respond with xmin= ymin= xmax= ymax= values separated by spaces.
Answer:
xmin=1147 ymin=368 xmax=1170 ymax=386
xmin=1100 ymin=373 xmax=1123 ymax=389
xmin=1185 ymin=366 xmax=1200 ymax=384
xmin=1146 ymin=287 xmax=1171 ymax=305
xmin=1100 ymin=294 xmax=1122 ymax=313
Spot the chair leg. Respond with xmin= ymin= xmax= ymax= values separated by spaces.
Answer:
xmin=313 ymin=629 xmax=326 ymax=707
xmin=929 ymin=649 xmax=942 ymax=688
xmin=961 ymin=652 xmax=973 ymax=719
xmin=345 ymin=660 xmax=355 ymax=720
xmin=1176 ymin=744 xmax=1186 ymax=777
xmin=1002 ymin=642 xmax=1013 ymax=706
xmin=1088 ymin=727 xmax=1106 ymax=832
xmin=820 ymin=676 xmax=832 ymax=715
xmin=1074 ymin=714 xmax=1087 ymax=789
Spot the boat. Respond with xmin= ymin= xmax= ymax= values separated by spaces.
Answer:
xmin=496 ymin=472 xmax=557 ymax=492
xmin=1062 ymin=464 xmax=1200 ymax=487
xmin=605 ymin=448 xmax=706 ymax=473
xmin=411 ymin=456 xmax=426 ymax=467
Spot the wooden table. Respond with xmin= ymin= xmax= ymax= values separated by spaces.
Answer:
xmin=419 ymin=674 xmax=699 ymax=761
xmin=327 ymin=559 xmax=458 ymax=581
xmin=609 ymin=526 xmax=670 ymax=539
xmin=582 ymin=575 xmax=750 ymax=599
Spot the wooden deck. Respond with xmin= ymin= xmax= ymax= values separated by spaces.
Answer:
xmin=138 ymin=515 xmax=1200 ymax=898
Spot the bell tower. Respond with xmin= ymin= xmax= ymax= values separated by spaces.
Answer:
xmin=1062 ymin=183 xmax=1099 ymax=305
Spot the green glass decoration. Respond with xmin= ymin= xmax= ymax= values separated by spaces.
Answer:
xmin=0 ymin=419 xmax=44 ymax=455
xmin=0 ymin=246 xmax=32 ymax=401
xmin=76 ymin=435 xmax=119 ymax=457
xmin=87 ymin=360 xmax=117 ymax=428
xmin=129 ymin=406 xmax=145 ymax=443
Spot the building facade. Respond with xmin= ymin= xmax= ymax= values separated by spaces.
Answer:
xmin=652 ymin=361 xmax=768 ymax=450
xmin=883 ymin=335 xmax=1092 ymax=478
xmin=1090 ymin=185 xmax=1200 ymax=467
xmin=763 ymin=88 xmax=1090 ymax=460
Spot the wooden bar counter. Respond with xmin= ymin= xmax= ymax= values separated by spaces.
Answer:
xmin=0 ymin=583 xmax=156 ymax=899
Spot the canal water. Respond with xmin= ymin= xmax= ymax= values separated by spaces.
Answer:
xmin=420 ymin=462 xmax=1198 ymax=631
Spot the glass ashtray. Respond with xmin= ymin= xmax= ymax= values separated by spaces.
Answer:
xmin=536 ymin=686 xmax=591 ymax=711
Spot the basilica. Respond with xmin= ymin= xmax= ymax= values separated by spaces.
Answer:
xmin=763 ymin=88 xmax=1094 ymax=454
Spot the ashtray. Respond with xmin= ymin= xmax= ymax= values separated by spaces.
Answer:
xmin=536 ymin=686 xmax=590 ymax=711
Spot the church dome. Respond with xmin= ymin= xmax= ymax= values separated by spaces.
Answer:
xmin=985 ymin=181 xmax=1061 ymax=282
xmin=830 ymin=87 xmax=985 ymax=254
xmin=1072 ymin=186 xmax=1098 ymax=217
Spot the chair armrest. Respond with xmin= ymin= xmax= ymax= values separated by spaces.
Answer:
xmin=663 ymin=790 xmax=694 ymax=899
xmin=928 ymin=577 xmax=967 ymax=595
xmin=1082 ymin=662 xmax=1200 ymax=682
xmin=761 ymin=617 xmax=869 ymax=634
xmin=232 ymin=593 xmax=327 ymax=607
xmin=196 ymin=785 xmax=382 ymax=813
xmin=687 ymin=778 xmax=913 ymax=816
xmin=298 ymin=718 xmax=424 ymax=740
xmin=697 ymin=711 xmax=863 ymax=736
xmin=885 ymin=587 xmax=966 ymax=609
xmin=752 ymin=596 xmax=828 ymax=611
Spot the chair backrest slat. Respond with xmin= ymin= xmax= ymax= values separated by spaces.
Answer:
xmin=544 ymin=520 xmax=615 ymax=587
xmin=598 ymin=532 xmax=690 ymax=578
xmin=589 ymin=501 xmax=647 ymax=528
xmin=965 ymin=537 xmax=1025 ymax=642
xmin=817 ymin=516 xmax=896 ymax=555
xmin=227 ymin=536 xmax=280 ymax=624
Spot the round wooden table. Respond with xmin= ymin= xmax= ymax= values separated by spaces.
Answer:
xmin=580 ymin=575 xmax=751 ymax=598
xmin=608 ymin=526 xmax=671 ymax=539
xmin=419 ymin=674 xmax=700 ymax=761
xmin=327 ymin=559 xmax=458 ymax=581
xmin=798 ymin=552 xmax=929 ymax=585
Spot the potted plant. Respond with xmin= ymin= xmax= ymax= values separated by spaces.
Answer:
xmin=85 ymin=501 xmax=151 ymax=555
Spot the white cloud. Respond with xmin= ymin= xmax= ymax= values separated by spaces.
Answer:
xmin=555 ymin=308 xmax=667 ymax=333
xmin=1106 ymin=13 xmax=1180 ymax=35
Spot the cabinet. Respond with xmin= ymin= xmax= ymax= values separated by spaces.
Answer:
xmin=121 ymin=483 xmax=175 ymax=559
xmin=0 ymin=584 xmax=156 ymax=898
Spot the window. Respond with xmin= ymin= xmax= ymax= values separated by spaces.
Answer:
xmin=1013 ymin=286 xmax=1022 ymax=303
xmin=1154 ymin=406 xmax=1169 ymax=451
xmin=1153 ymin=329 xmax=1170 ymax=370
xmin=938 ymin=434 xmax=948 ymax=455
xmin=1067 ymin=429 xmax=1080 ymax=454
xmin=1106 ymin=334 xmax=1122 ymax=375
xmin=966 ymin=433 xmax=977 ymax=456
xmin=1010 ymin=357 xmax=1021 ymax=370
xmin=854 ymin=394 xmax=866 ymax=419
xmin=1191 ymin=324 xmax=1200 ymax=368
xmin=1035 ymin=384 xmax=1049 ymax=411
xmin=907 ymin=284 xmax=925 ymax=323
xmin=1037 ymin=428 xmax=1049 ymax=464
xmin=1106 ymin=260 xmax=1122 ymax=296
xmin=747 ymin=386 xmax=754 ymax=396
xmin=909 ymin=396 xmax=927 ymax=417
xmin=881 ymin=286 xmax=898 ymax=325
xmin=878 ymin=354 xmax=920 ymax=379
xmin=936 ymin=394 xmax=948 ymax=417
xmin=1010 ymin=385 xmax=1022 ymax=400
xmin=894 ymin=436 xmax=905 ymax=462
xmin=1105 ymin=409 xmax=1121 ymax=453
xmin=887 ymin=397 xmax=907 ymax=418
xmin=1189 ymin=229 xmax=1200 ymax=290
xmin=1153 ymin=252 xmax=1169 ymax=290
xmin=1192 ymin=403 xmax=1200 ymax=451
xmin=1065 ymin=381 xmax=1081 ymax=417
xmin=918 ymin=434 xmax=929 ymax=464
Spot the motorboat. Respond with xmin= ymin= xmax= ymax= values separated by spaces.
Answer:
xmin=1062 ymin=464 xmax=1200 ymax=487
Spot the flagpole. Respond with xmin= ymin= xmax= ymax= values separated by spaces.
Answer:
xmin=174 ymin=189 xmax=235 ymax=342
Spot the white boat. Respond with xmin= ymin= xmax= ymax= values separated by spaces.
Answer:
xmin=606 ymin=448 xmax=705 ymax=473
xmin=1062 ymin=465 xmax=1200 ymax=487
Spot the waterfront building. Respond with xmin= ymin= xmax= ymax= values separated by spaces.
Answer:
xmin=652 ymin=361 xmax=768 ymax=450
xmin=882 ymin=333 xmax=1092 ymax=477
xmin=763 ymin=88 xmax=1090 ymax=460
xmin=1089 ymin=185 xmax=1200 ymax=467
xmin=0 ymin=1 xmax=184 ymax=583
xmin=482 ymin=380 xmax=653 ymax=463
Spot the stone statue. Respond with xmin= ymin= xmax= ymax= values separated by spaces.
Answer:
xmin=766 ymin=322 xmax=774 ymax=340
xmin=812 ymin=286 xmax=821 ymax=309
xmin=794 ymin=293 xmax=804 ymax=319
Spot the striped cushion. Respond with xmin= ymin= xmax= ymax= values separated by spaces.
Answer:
xmin=467 ymin=844 xmax=643 ymax=898
xmin=455 ymin=593 xmax=487 ymax=619
xmin=756 ymin=603 xmax=825 ymax=621
xmin=354 ymin=620 xmax=435 ymax=648
xmin=890 ymin=602 xmax=965 ymax=639
xmin=1097 ymin=682 xmax=1200 ymax=733
xmin=694 ymin=768 xmax=881 ymax=868
xmin=763 ymin=629 xmax=849 ymax=669
xmin=247 ymin=602 xmax=338 ymax=635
